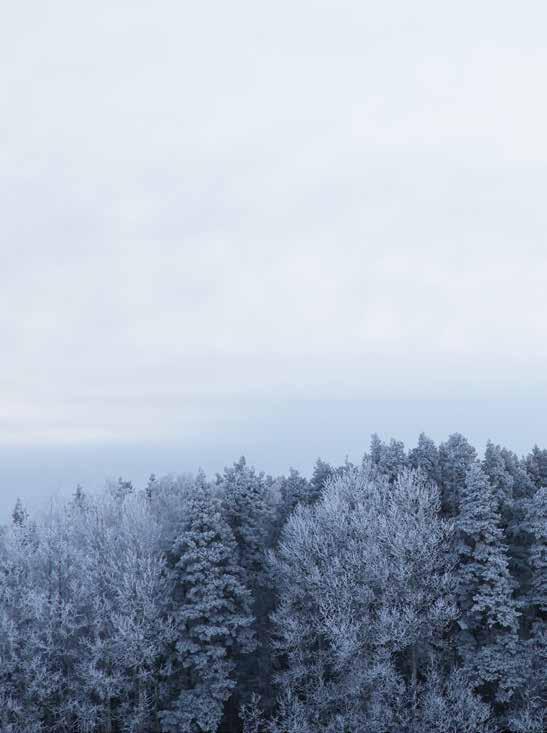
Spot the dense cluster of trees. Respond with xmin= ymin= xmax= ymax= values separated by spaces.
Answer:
xmin=0 ymin=435 xmax=545 ymax=732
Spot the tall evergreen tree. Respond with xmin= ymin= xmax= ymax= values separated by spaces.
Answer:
xmin=309 ymin=458 xmax=334 ymax=503
xmin=438 ymin=433 xmax=477 ymax=517
xmin=72 ymin=483 xmax=86 ymax=508
xmin=160 ymin=482 xmax=255 ymax=733
xmin=525 ymin=445 xmax=547 ymax=489
xmin=272 ymin=468 xmax=311 ymax=544
xmin=506 ymin=486 xmax=547 ymax=732
xmin=146 ymin=473 xmax=158 ymax=501
xmin=12 ymin=497 xmax=28 ymax=526
xmin=494 ymin=448 xmax=537 ymax=619
xmin=482 ymin=441 xmax=514 ymax=527
xmin=217 ymin=457 xmax=272 ymax=588
xmin=523 ymin=487 xmax=546 ymax=626
xmin=455 ymin=463 xmax=521 ymax=706
xmin=409 ymin=433 xmax=440 ymax=485
xmin=369 ymin=434 xmax=408 ymax=482
xmin=217 ymin=457 xmax=275 ymax=721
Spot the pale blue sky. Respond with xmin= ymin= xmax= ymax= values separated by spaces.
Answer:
xmin=1 ymin=1 xmax=546 ymax=517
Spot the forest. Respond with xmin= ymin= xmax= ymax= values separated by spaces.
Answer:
xmin=0 ymin=434 xmax=544 ymax=733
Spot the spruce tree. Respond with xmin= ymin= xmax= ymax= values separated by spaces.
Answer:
xmin=272 ymin=468 xmax=311 ymax=544
xmin=309 ymin=458 xmax=334 ymax=503
xmin=482 ymin=441 xmax=514 ymax=527
xmin=160 ymin=481 xmax=255 ymax=732
xmin=217 ymin=457 xmax=275 ymax=719
xmin=497 ymin=448 xmax=537 ymax=617
xmin=12 ymin=497 xmax=28 ymax=526
xmin=523 ymin=487 xmax=546 ymax=625
xmin=455 ymin=463 xmax=521 ymax=705
xmin=146 ymin=473 xmax=158 ymax=501
xmin=369 ymin=434 xmax=407 ymax=482
xmin=217 ymin=457 xmax=272 ymax=587
xmin=438 ymin=433 xmax=477 ymax=517
xmin=525 ymin=445 xmax=547 ymax=489
xmin=409 ymin=433 xmax=440 ymax=485
xmin=507 ymin=486 xmax=547 ymax=731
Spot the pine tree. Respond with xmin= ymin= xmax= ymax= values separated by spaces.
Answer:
xmin=309 ymin=458 xmax=334 ymax=503
xmin=12 ymin=497 xmax=28 ymax=526
xmin=455 ymin=463 xmax=521 ymax=705
xmin=500 ymin=449 xmax=537 ymax=583
xmin=369 ymin=434 xmax=408 ymax=482
xmin=272 ymin=468 xmax=311 ymax=544
xmin=146 ymin=473 xmax=158 ymax=501
xmin=217 ymin=457 xmax=275 ymax=719
xmin=507 ymin=487 xmax=547 ymax=731
xmin=438 ymin=433 xmax=477 ymax=517
xmin=525 ymin=445 xmax=547 ymax=489
xmin=279 ymin=468 xmax=309 ymax=513
xmin=71 ymin=484 xmax=87 ymax=511
xmin=160 ymin=482 xmax=255 ymax=732
xmin=217 ymin=457 xmax=272 ymax=589
xmin=523 ymin=487 xmax=546 ymax=625
xmin=482 ymin=441 xmax=514 ymax=527
xmin=409 ymin=433 xmax=440 ymax=484
xmin=110 ymin=476 xmax=134 ymax=502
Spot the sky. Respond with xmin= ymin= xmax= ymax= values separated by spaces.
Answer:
xmin=1 ymin=1 xmax=546 ymax=517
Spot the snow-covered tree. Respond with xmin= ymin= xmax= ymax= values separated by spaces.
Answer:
xmin=409 ymin=433 xmax=440 ymax=485
xmin=270 ymin=465 xmax=467 ymax=732
xmin=217 ymin=458 xmax=272 ymax=586
xmin=11 ymin=497 xmax=28 ymax=527
xmin=525 ymin=445 xmax=547 ymax=489
xmin=217 ymin=457 xmax=277 ymax=719
xmin=160 ymin=481 xmax=255 ymax=732
xmin=455 ymin=463 xmax=521 ymax=706
xmin=369 ymin=434 xmax=408 ymax=482
xmin=438 ymin=433 xmax=477 ymax=517
xmin=523 ymin=486 xmax=547 ymax=623
xmin=308 ymin=458 xmax=334 ymax=504
xmin=482 ymin=441 xmax=514 ymax=527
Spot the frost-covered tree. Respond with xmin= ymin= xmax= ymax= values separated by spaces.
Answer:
xmin=71 ymin=483 xmax=87 ymax=510
xmin=523 ymin=486 xmax=547 ymax=624
xmin=109 ymin=476 xmax=134 ymax=502
xmin=525 ymin=445 xmax=547 ymax=489
xmin=271 ymin=468 xmax=311 ymax=544
xmin=160 ymin=482 xmax=255 ymax=733
xmin=270 ymin=466 xmax=471 ymax=732
xmin=217 ymin=457 xmax=276 ymax=718
xmin=455 ymin=463 xmax=521 ymax=706
xmin=414 ymin=667 xmax=493 ymax=733
xmin=0 ymin=489 xmax=169 ymax=733
xmin=11 ymin=497 xmax=28 ymax=527
xmin=369 ymin=434 xmax=408 ymax=482
xmin=482 ymin=442 xmax=514 ymax=528
xmin=146 ymin=473 xmax=158 ymax=501
xmin=279 ymin=468 xmax=309 ymax=514
xmin=438 ymin=433 xmax=477 ymax=517
xmin=494 ymin=448 xmax=538 ymax=612
xmin=409 ymin=433 xmax=440 ymax=485
xmin=218 ymin=458 xmax=272 ymax=587
xmin=309 ymin=458 xmax=334 ymax=504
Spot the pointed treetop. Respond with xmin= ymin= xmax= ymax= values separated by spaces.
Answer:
xmin=12 ymin=497 xmax=28 ymax=526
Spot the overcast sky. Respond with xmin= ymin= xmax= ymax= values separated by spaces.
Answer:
xmin=1 ymin=2 xmax=546 ymax=515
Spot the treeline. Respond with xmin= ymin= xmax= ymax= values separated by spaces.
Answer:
xmin=0 ymin=435 xmax=545 ymax=733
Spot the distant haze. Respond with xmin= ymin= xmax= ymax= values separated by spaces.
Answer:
xmin=1 ymin=1 xmax=546 ymax=517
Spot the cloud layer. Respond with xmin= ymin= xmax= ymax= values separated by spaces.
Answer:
xmin=1 ymin=1 xmax=546 ymax=454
